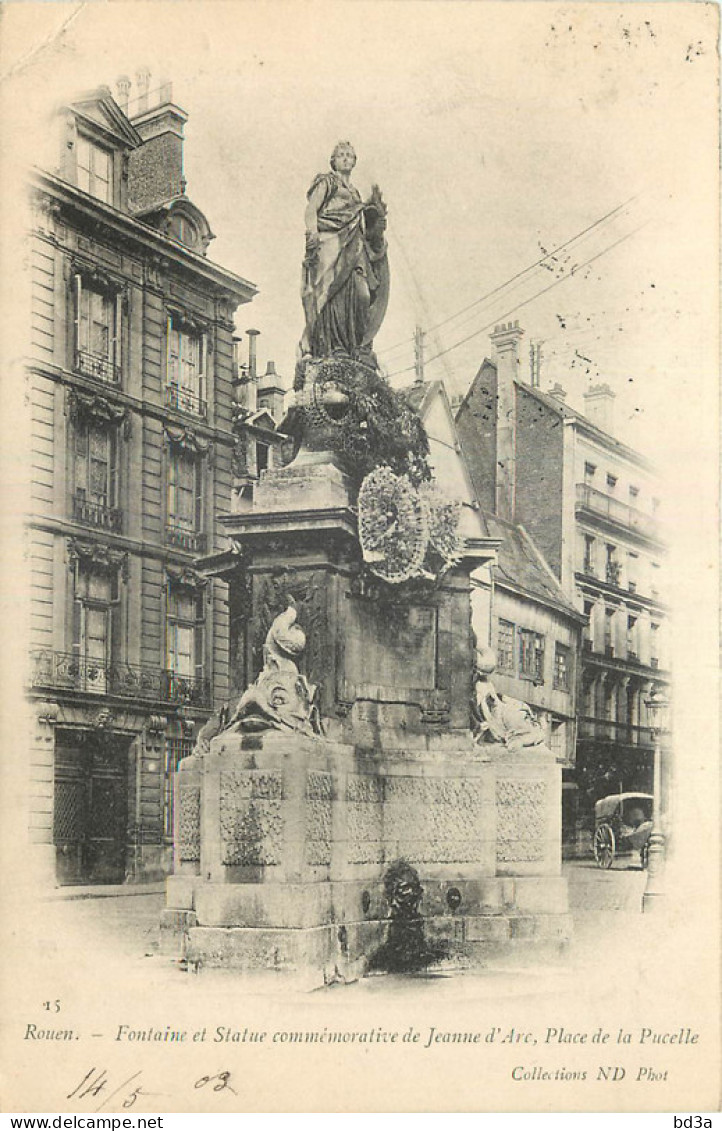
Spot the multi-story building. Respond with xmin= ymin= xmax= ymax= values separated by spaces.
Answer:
xmin=25 ymin=78 xmax=256 ymax=885
xmin=400 ymin=378 xmax=583 ymax=791
xmin=456 ymin=321 xmax=669 ymax=835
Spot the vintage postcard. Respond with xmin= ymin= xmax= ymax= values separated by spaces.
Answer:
xmin=0 ymin=0 xmax=719 ymax=1115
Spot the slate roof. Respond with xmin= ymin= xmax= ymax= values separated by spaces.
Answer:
xmin=480 ymin=511 xmax=583 ymax=620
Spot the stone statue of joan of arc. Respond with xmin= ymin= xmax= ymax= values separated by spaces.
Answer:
xmin=300 ymin=141 xmax=389 ymax=361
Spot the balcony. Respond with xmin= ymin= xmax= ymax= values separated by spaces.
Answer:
xmin=73 ymin=494 xmax=123 ymax=533
xmin=578 ymin=716 xmax=654 ymax=747
xmin=75 ymin=348 xmax=121 ymax=386
xmin=165 ymin=525 xmax=206 ymax=553
xmin=576 ymin=484 xmax=660 ymax=541
xmin=165 ymin=384 xmax=207 ymax=419
xmin=29 ymin=650 xmax=212 ymax=708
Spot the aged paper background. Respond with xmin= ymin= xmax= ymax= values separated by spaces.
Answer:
xmin=0 ymin=0 xmax=719 ymax=1114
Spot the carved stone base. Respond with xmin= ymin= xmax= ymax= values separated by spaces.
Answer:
xmin=162 ymin=733 xmax=570 ymax=980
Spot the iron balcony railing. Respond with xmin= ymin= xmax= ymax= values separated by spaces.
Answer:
xmin=165 ymin=525 xmax=207 ymax=553
xmin=75 ymin=348 xmax=121 ymax=385
xmin=578 ymin=716 xmax=654 ymax=747
xmin=575 ymin=484 xmax=660 ymax=540
xmin=29 ymin=649 xmax=212 ymax=708
xmin=165 ymin=385 xmax=207 ymax=418
xmin=73 ymin=494 xmax=123 ymax=533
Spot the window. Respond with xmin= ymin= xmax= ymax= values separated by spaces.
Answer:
xmin=627 ymin=551 xmax=638 ymax=593
xmin=604 ymin=608 xmax=615 ymax=655
xmin=519 ymin=629 xmax=544 ymax=682
xmin=584 ymin=462 xmax=597 ymax=482
xmin=605 ymin=544 xmax=621 ymax=586
xmin=167 ymin=448 xmax=204 ymax=552
xmin=553 ymin=644 xmax=570 ymax=690
xmin=650 ymin=622 xmax=660 ymax=668
xmin=606 ymin=473 xmax=617 ymax=491
xmin=74 ymin=276 xmax=122 ymax=384
xmin=76 ymin=136 xmax=112 ymax=204
xmin=629 ymin=485 xmax=639 ymax=500
xmin=256 ymin=441 xmax=270 ymax=476
xmin=583 ymin=535 xmax=596 ymax=576
xmin=168 ymin=214 xmax=198 ymax=248
xmin=497 ymin=620 xmax=515 ymax=671
xmin=627 ymin=615 xmax=638 ymax=659
xmin=72 ymin=565 xmax=119 ymax=693
xmin=166 ymin=587 xmax=206 ymax=702
xmin=166 ymin=316 xmax=207 ymax=417
xmin=73 ymin=419 xmax=120 ymax=531
xmin=583 ymin=600 xmax=594 ymax=650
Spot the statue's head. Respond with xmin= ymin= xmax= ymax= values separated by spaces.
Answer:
xmin=330 ymin=140 xmax=357 ymax=172
xmin=235 ymin=669 xmax=315 ymax=734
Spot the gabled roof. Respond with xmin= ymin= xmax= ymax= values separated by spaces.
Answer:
xmin=481 ymin=512 xmax=583 ymax=621
xmin=456 ymin=357 xmax=655 ymax=471
xmin=244 ymin=408 xmax=279 ymax=432
xmin=398 ymin=377 xmax=444 ymax=416
xmin=69 ymin=87 xmax=142 ymax=148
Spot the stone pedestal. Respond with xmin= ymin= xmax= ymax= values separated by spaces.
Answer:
xmin=162 ymin=455 xmax=571 ymax=980
xmin=162 ymin=729 xmax=570 ymax=977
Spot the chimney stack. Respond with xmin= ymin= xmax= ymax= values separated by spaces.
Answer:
xmin=116 ymin=75 xmax=131 ymax=114
xmin=257 ymin=360 xmax=286 ymax=423
xmin=135 ymin=67 xmax=151 ymax=113
xmin=127 ymin=75 xmax=188 ymax=212
xmin=548 ymin=382 xmax=567 ymax=402
xmin=246 ymin=329 xmax=260 ymax=380
xmin=583 ymin=383 xmax=615 ymax=435
xmin=489 ymin=320 xmax=524 ymax=520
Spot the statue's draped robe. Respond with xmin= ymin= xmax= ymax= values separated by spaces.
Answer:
xmin=301 ymin=172 xmax=389 ymax=357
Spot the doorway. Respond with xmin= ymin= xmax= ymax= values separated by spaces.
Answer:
xmin=54 ymin=730 xmax=129 ymax=884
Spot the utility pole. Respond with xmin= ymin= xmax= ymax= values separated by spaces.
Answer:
xmin=414 ymin=324 xmax=425 ymax=383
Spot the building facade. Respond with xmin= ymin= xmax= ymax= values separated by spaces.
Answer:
xmin=456 ymin=321 xmax=669 ymax=836
xmin=400 ymin=378 xmax=583 ymax=780
xmin=25 ymin=81 xmax=256 ymax=885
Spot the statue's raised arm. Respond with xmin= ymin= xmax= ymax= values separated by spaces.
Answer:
xmin=300 ymin=141 xmax=389 ymax=365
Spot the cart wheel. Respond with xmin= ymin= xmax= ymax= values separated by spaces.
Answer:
xmin=593 ymin=823 xmax=615 ymax=869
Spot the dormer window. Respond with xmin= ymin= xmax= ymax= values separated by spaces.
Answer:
xmin=76 ymin=136 xmax=113 ymax=204
xmin=168 ymin=213 xmax=198 ymax=249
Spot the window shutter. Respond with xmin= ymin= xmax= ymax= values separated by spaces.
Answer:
xmin=166 ymin=314 xmax=173 ymax=388
xmin=113 ymin=292 xmax=122 ymax=376
xmin=195 ymin=457 xmax=203 ymax=531
xmin=72 ymin=598 xmax=82 ymax=656
xmin=74 ymin=274 xmax=83 ymax=355
xmin=108 ymin=429 xmax=118 ymax=507
xmin=198 ymin=332 xmax=206 ymax=403
xmin=194 ymin=621 xmax=205 ymax=684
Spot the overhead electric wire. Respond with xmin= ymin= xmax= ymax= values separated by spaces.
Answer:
xmin=377 ymin=194 xmax=639 ymax=360
xmin=387 ymin=219 xmax=650 ymax=379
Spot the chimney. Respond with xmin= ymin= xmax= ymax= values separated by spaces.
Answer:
xmin=116 ymin=75 xmax=131 ymax=115
xmin=126 ymin=76 xmax=188 ymax=212
xmin=135 ymin=67 xmax=151 ymax=113
xmin=489 ymin=320 xmax=524 ymax=520
xmin=246 ymin=329 xmax=260 ymax=379
xmin=548 ymin=382 xmax=567 ymax=402
xmin=583 ymin=383 xmax=615 ymax=434
xmin=257 ymin=360 xmax=286 ymax=423
xmin=244 ymin=329 xmax=260 ymax=413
